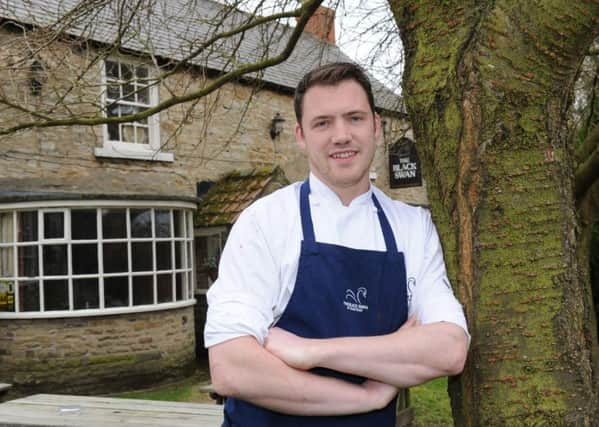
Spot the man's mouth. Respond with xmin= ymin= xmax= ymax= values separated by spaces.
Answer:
xmin=330 ymin=150 xmax=357 ymax=159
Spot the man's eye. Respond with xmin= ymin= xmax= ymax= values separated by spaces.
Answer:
xmin=351 ymin=116 xmax=363 ymax=122
xmin=315 ymin=121 xmax=328 ymax=128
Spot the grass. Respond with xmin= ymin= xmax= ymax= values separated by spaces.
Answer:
xmin=109 ymin=361 xmax=214 ymax=404
xmin=410 ymin=377 xmax=453 ymax=426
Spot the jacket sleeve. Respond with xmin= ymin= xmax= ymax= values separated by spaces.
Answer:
xmin=204 ymin=206 xmax=279 ymax=347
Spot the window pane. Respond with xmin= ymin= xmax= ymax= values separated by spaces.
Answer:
xmin=137 ymin=126 xmax=148 ymax=144
xmin=136 ymin=66 xmax=148 ymax=79
xmin=121 ymin=63 xmax=133 ymax=81
xmin=133 ymin=275 xmax=153 ymax=305
xmin=104 ymin=276 xmax=129 ymax=307
xmin=0 ymin=247 xmax=14 ymax=276
xmin=155 ymin=210 xmax=171 ymax=238
xmin=130 ymin=209 xmax=151 ymax=238
xmin=0 ymin=280 xmax=15 ymax=312
xmin=175 ymin=272 xmax=185 ymax=300
xmin=18 ymin=246 xmax=38 ymax=277
xmin=72 ymin=210 xmax=97 ymax=240
xmin=103 ymin=242 xmax=128 ymax=273
xmin=124 ymin=83 xmax=135 ymax=102
xmin=102 ymin=209 xmax=126 ymax=239
xmin=44 ymin=212 xmax=64 ymax=239
xmin=18 ymin=211 xmax=37 ymax=242
xmin=138 ymin=86 xmax=149 ymax=104
xmin=19 ymin=280 xmax=39 ymax=311
xmin=174 ymin=211 xmax=184 ymax=237
xmin=156 ymin=241 xmax=172 ymax=271
xmin=175 ymin=241 xmax=184 ymax=269
xmin=106 ymin=60 xmax=119 ymax=79
xmin=107 ymin=84 xmax=120 ymax=100
xmin=73 ymin=278 xmax=99 ymax=310
xmin=132 ymin=242 xmax=152 ymax=272
xmin=122 ymin=124 xmax=135 ymax=143
xmin=43 ymin=279 xmax=69 ymax=311
xmin=72 ymin=244 xmax=98 ymax=274
xmin=107 ymin=122 xmax=120 ymax=141
xmin=157 ymin=274 xmax=172 ymax=303
xmin=43 ymin=245 xmax=67 ymax=276
xmin=0 ymin=213 xmax=14 ymax=243
xmin=107 ymin=103 xmax=121 ymax=118
xmin=187 ymin=212 xmax=193 ymax=237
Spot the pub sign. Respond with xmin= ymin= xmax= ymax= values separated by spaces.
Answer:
xmin=389 ymin=138 xmax=422 ymax=188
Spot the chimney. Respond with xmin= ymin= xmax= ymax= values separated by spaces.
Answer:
xmin=298 ymin=6 xmax=336 ymax=44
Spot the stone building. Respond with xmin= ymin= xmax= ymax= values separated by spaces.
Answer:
xmin=0 ymin=0 xmax=424 ymax=397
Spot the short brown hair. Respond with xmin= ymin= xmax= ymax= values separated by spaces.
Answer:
xmin=294 ymin=62 xmax=376 ymax=125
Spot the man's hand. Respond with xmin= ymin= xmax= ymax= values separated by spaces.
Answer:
xmin=265 ymin=327 xmax=316 ymax=370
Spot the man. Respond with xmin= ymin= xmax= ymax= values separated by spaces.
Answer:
xmin=205 ymin=62 xmax=469 ymax=426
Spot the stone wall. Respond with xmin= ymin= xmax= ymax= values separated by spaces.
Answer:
xmin=0 ymin=306 xmax=196 ymax=400
xmin=0 ymin=27 xmax=427 ymax=206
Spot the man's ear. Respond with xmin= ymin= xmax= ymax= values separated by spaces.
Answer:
xmin=295 ymin=123 xmax=306 ymax=150
xmin=374 ymin=113 xmax=383 ymax=146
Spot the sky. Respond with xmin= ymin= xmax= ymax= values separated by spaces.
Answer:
xmin=232 ymin=0 xmax=404 ymax=94
xmin=329 ymin=0 xmax=403 ymax=94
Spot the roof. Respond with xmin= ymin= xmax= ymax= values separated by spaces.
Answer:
xmin=0 ymin=173 xmax=198 ymax=203
xmin=195 ymin=166 xmax=289 ymax=227
xmin=0 ymin=0 xmax=402 ymax=113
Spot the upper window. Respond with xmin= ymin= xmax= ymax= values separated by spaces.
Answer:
xmin=0 ymin=203 xmax=194 ymax=317
xmin=95 ymin=59 xmax=173 ymax=162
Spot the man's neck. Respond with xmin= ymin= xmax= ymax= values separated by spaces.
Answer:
xmin=309 ymin=173 xmax=371 ymax=207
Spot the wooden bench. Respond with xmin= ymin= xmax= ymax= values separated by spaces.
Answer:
xmin=0 ymin=394 xmax=223 ymax=427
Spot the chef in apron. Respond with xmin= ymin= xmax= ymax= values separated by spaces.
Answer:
xmin=205 ymin=62 xmax=469 ymax=427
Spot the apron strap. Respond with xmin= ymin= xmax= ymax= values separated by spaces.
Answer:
xmin=299 ymin=180 xmax=318 ymax=253
xmin=372 ymin=193 xmax=398 ymax=254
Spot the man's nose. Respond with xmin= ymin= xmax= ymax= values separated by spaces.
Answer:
xmin=331 ymin=121 xmax=350 ymax=144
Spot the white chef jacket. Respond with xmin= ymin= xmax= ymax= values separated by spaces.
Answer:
xmin=204 ymin=173 xmax=469 ymax=348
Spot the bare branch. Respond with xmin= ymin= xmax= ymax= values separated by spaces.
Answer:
xmin=0 ymin=0 xmax=324 ymax=136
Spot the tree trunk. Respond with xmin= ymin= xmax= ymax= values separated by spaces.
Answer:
xmin=388 ymin=1 xmax=599 ymax=424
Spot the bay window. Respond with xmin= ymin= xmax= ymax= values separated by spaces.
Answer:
xmin=0 ymin=202 xmax=195 ymax=317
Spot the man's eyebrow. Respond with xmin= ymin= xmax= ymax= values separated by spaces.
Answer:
xmin=343 ymin=110 xmax=368 ymax=116
xmin=309 ymin=114 xmax=332 ymax=123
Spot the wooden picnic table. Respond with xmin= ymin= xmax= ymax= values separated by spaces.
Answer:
xmin=0 ymin=394 xmax=223 ymax=427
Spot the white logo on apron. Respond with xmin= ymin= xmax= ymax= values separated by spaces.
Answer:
xmin=344 ymin=287 xmax=368 ymax=312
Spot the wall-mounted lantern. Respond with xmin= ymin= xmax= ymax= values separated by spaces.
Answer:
xmin=269 ymin=112 xmax=285 ymax=139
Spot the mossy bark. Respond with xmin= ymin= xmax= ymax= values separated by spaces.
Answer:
xmin=388 ymin=1 xmax=599 ymax=425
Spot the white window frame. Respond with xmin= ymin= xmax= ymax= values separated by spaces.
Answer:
xmin=94 ymin=58 xmax=173 ymax=162
xmin=0 ymin=200 xmax=195 ymax=319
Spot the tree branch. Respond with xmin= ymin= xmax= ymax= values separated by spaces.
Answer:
xmin=0 ymin=0 xmax=324 ymax=136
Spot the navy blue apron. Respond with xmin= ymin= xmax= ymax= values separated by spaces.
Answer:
xmin=222 ymin=180 xmax=408 ymax=426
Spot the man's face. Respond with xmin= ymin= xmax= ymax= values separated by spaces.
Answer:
xmin=295 ymin=79 xmax=381 ymax=200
